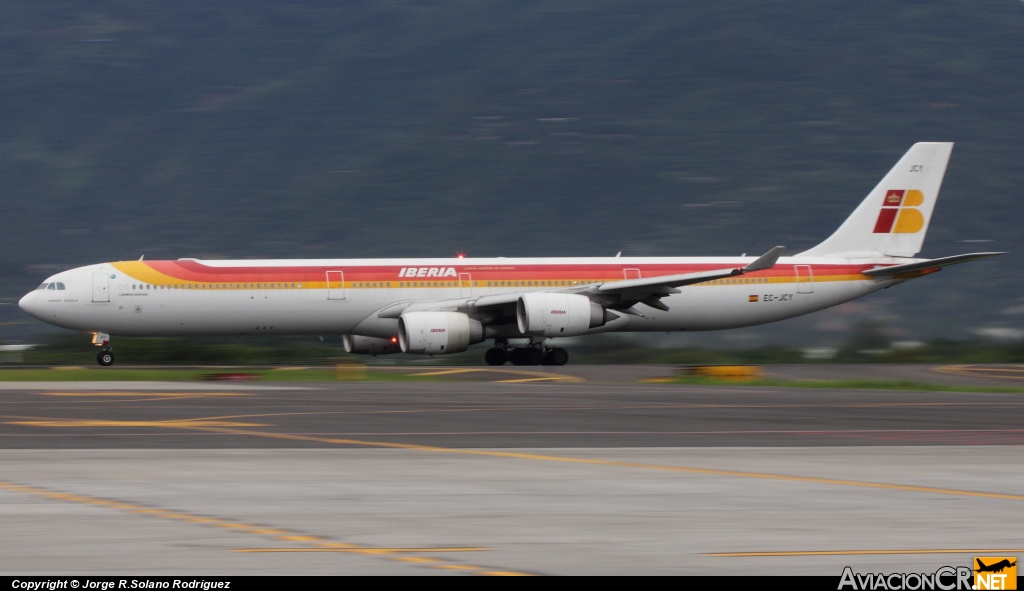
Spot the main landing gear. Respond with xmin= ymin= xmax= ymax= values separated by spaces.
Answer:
xmin=485 ymin=339 xmax=569 ymax=366
xmin=93 ymin=332 xmax=114 ymax=366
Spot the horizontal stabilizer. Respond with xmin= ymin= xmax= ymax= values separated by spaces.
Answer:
xmin=862 ymin=252 xmax=1006 ymax=277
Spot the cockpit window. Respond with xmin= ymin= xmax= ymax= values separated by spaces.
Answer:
xmin=37 ymin=281 xmax=67 ymax=290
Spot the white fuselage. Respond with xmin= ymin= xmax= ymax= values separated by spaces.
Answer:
xmin=19 ymin=255 xmax=899 ymax=340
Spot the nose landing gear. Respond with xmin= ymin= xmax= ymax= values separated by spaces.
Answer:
xmin=97 ymin=349 xmax=115 ymax=367
xmin=92 ymin=332 xmax=114 ymax=367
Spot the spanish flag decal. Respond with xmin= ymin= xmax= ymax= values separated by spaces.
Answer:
xmin=748 ymin=295 xmax=759 ymax=302
xmin=873 ymin=189 xmax=925 ymax=234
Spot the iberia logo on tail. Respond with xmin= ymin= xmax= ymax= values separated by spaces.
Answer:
xmin=873 ymin=189 xmax=925 ymax=233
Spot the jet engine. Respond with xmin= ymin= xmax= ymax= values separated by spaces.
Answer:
xmin=516 ymin=293 xmax=608 ymax=337
xmin=398 ymin=311 xmax=484 ymax=355
xmin=342 ymin=334 xmax=402 ymax=355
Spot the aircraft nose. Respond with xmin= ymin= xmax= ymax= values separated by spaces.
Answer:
xmin=18 ymin=291 xmax=43 ymax=319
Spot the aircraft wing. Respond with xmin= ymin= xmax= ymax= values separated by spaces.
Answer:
xmin=596 ymin=246 xmax=784 ymax=293
xmin=862 ymin=252 xmax=1006 ymax=278
xmin=585 ymin=246 xmax=785 ymax=311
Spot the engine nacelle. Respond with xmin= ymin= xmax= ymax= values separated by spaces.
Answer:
xmin=516 ymin=293 xmax=607 ymax=337
xmin=343 ymin=334 xmax=402 ymax=355
xmin=398 ymin=311 xmax=484 ymax=355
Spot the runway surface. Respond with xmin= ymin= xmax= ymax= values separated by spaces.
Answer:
xmin=1 ymin=365 xmax=1022 ymax=575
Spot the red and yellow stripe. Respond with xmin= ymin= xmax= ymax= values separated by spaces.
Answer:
xmin=110 ymin=260 xmax=875 ymax=290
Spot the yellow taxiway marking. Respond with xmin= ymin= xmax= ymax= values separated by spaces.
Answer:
xmin=497 ymin=370 xmax=582 ymax=383
xmin=410 ymin=367 xmax=583 ymax=383
xmin=233 ymin=547 xmax=489 ymax=554
xmin=0 ymin=479 xmax=509 ymax=575
xmin=163 ymin=424 xmax=1024 ymax=504
xmin=498 ymin=377 xmax=568 ymax=383
xmin=7 ymin=408 xmax=1023 ymax=503
xmin=181 ymin=517 xmax=225 ymax=524
xmin=389 ymin=557 xmax=442 ymax=565
xmin=936 ymin=364 xmax=1024 ymax=381
xmin=277 ymin=535 xmax=326 ymax=542
xmin=707 ymin=549 xmax=1024 ymax=557
xmin=40 ymin=392 xmax=250 ymax=397
xmin=7 ymin=419 xmax=268 ymax=428
xmin=389 ymin=556 xmax=442 ymax=564
xmin=411 ymin=369 xmax=486 ymax=377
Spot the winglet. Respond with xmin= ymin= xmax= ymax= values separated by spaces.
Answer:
xmin=742 ymin=246 xmax=785 ymax=273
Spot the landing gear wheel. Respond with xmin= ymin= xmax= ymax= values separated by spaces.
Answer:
xmin=509 ymin=348 xmax=528 ymax=366
xmin=510 ymin=348 xmax=543 ymax=366
xmin=485 ymin=347 xmax=508 ymax=366
xmin=542 ymin=347 xmax=569 ymax=366
xmin=97 ymin=350 xmax=115 ymax=367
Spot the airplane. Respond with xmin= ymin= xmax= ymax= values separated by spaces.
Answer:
xmin=976 ymin=558 xmax=1016 ymax=574
xmin=19 ymin=142 xmax=1004 ymax=367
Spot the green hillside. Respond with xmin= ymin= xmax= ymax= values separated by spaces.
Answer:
xmin=3 ymin=1 xmax=1022 ymax=346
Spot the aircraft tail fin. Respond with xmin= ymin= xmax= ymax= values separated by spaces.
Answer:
xmin=798 ymin=142 xmax=954 ymax=258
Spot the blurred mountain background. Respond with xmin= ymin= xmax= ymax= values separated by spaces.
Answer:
xmin=2 ymin=0 xmax=1022 ymax=354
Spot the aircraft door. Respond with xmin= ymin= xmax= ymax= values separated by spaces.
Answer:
xmin=92 ymin=273 xmax=110 ymax=303
xmin=459 ymin=273 xmax=472 ymax=297
xmin=795 ymin=265 xmax=814 ymax=294
xmin=326 ymin=271 xmax=346 ymax=300
xmin=623 ymin=268 xmax=641 ymax=280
